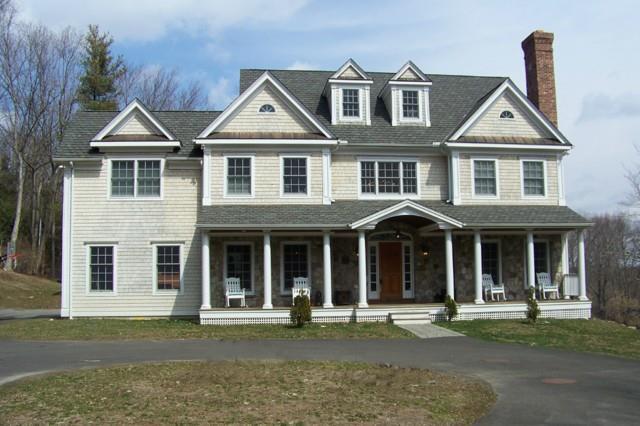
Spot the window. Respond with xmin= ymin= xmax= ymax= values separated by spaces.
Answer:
xmin=369 ymin=245 xmax=378 ymax=293
xmin=481 ymin=242 xmax=500 ymax=283
xmin=225 ymin=244 xmax=253 ymax=293
xmin=359 ymin=160 xmax=418 ymax=196
xmin=534 ymin=241 xmax=550 ymax=274
xmin=473 ymin=159 xmax=497 ymax=196
xmin=402 ymin=90 xmax=419 ymax=118
xmin=110 ymin=159 xmax=161 ymax=198
xmin=226 ymin=157 xmax=252 ymax=196
xmin=89 ymin=246 xmax=114 ymax=292
xmin=500 ymin=110 xmax=514 ymax=119
xmin=282 ymin=157 xmax=308 ymax=195
xmin=258 ymin=104 xmax=275 ymax=113
xmin=342 ymin=88 xmax=360 ymax=117
xmin=403 ymin=244 xmax=412 ymax=291
xmin=522 ymin=160 xmax=545 ymax=196
xmin=282 ymin=243 xmax=309 ymax=292
xmin=155 ymin=245 xmax=181 ymax=291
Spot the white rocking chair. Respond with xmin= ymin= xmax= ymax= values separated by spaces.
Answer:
xmin=536 ymin=272 xmax=560 ymax=300
xmin=291 ymin=277 xmax=311 ymax=305
xmin=224 ymin=277 xmax=246 ymax=308
xmin=482 ymin=274 xmax=506 ymax=301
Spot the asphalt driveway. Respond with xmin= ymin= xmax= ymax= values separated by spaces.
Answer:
xmin=0 ymin=337 xmax=638 ymax=425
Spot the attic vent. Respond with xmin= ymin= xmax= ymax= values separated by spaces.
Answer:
xmin=500 ymin=110 xmax=514 ymax=119
xmin=259 ymin=104 xmax=276 ymax=113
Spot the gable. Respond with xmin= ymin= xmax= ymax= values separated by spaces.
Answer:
xmin=464 ymin=92 xmax=551 ymax=139
xmin=111 ymin=112 xmax=160 ymax=136
xmin=398 ymin=67 xmax=421 ymax=81
xmin=338 ymin=65 xmax=364 ymax=80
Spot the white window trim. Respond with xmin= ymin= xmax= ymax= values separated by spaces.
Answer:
xmin=401 ymin=241 xmax=414 ymax=299
xmin=367 ymin=242 xmax=380 ymax=300
xmin=85 ymin=243 xmax=118 ymax=296
xmin=366 ymin=239 xmax=413 ymax=299
xmin=481 ymin=239 xmax=503 ymax=285
xmin=339 ymin=87 xmax=363 ymax=121
xmin=152 ymin=243 xmax=184 ymax=295
xmin=223 ymin=154 xmax=255 ymax=198
xmin=107 ymin=157 xmax=165 ymax=200
xmin=471 ymin=157 xmax=500 ymax=199
xmin=399 ymin=89 xmax=423 ymax=123
xmin=520 ymin=158 xmax=548 ymax=199
xmin=280 ymin=241 xmax=311 ymax=295
xmin=280 ymin=154 xmax=311 ymax=198
xmin=223 ymin=241 xmax=255 ymax=296
xmin=499 ymin=110 xmax=515 ymax=119
xmin=357 ymin=156 xmax=421 ymax=199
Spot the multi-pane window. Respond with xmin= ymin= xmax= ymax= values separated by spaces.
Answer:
xmin=473 ymin=160 xmax=497 ymax=196
xmin=156 ymin=245 xmax=181 ymax=291
xmin=111 ymin=160 xmax=161 ymax=198
xmin=226 ymin=244 xmax=253 ymax=292
xmin=534 ymin=242 xmax=549 ymax=274
xmin=369 ymin=245 xmax=378 ymax=292
xmin=227 ymin=157 xmax=252 ymax=195
xmin=283 ymin=157 xmax=307 ymax=194
xmin=89 ymin=246 xmax=114 ymax=291
xmin=282 ymin=243 xmax=309 ymax=291
xmin=342 ymin=88 xmax=360 ymax=117
xmin=402 ymin=90 xmax=419 ymax=118
xmin=522 ymin=161 xmax=545 ymax=196
xmin=481 ymin=242 xmax=500 ymax=283
xmin=359 ymin=160 xmax=418 ymax=196
xmin=403 ymin=245 xmax=412 ymax=291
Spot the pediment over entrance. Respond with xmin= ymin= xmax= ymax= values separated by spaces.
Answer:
xmin=349 ymin=200 xmax=463 ymax=230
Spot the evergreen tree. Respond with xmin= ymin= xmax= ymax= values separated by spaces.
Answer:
xmin=78 ymin=25 xmax=124 ymax=110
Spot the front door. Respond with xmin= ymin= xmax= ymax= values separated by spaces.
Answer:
xmin=379 ymin=242 xmax=403 ymax=303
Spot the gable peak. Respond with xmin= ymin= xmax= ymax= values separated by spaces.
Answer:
xmin=330 ymin=58 xmax=371 ymax=81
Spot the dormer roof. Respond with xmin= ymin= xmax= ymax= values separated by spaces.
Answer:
xmin=328 ymin=59 xmax=373 ymax=83
xmin=389 ymin=61 xmax=432 ymax=84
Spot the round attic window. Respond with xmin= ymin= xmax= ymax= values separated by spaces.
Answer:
xmin=499 ymin=110 xmax=514 ymax=119
xmin=259 ymin=104 xmax=276 ymax=113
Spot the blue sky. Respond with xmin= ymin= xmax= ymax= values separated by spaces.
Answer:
xmin=17 ymin=0 xmax=640 ymax=215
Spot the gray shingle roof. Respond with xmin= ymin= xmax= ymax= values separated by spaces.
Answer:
xmin=197 ymin=201 xmax=590 ymax=229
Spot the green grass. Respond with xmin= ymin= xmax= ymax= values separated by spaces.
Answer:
xmin=0 ymin=271 xmax=60 ymax=309
xmin=0 ymin=361 xmax=495 ymax=425
xmin=439 ymin=319 xmax=640 ymax=360
xmin=0 ymin=318 xmax=415 ymax=341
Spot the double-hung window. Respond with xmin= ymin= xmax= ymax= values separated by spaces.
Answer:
xmin=473 ymin=159 xmax=497 ymax=197
xmin=402 ymin=90 xmax=419 ymax=119
xmin=110 ymin=159 xmax=161 ymax=198
xmin=282 ymin=157 xmax=308 ymax=195
xmin=359 ymin=160 xmax=418 ymax=196
xmin=89 ymin=246 xmax=115 ymax=292
xmin=225 ymin=243 xmax=253 ymax=293
xmin=522 ymin=160 xmax=546 ymax=196
xmin=155 ymin=245 xmax=182 ymax=292
xmin=281 ymin=243 xmax=309 ymax=293
xmin=226 ymin=157 xmax=252 ymax=196
xmin=342 ymin=88 xmax=360 ymax=118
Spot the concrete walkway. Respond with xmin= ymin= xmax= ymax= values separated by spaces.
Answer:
xmin=0 ymin=337 xmax=639 ymax=425
xmin=0 ymin=309 xmax=59 ymax=320
xmin=398 ymin=323 xmax=464 ymax=338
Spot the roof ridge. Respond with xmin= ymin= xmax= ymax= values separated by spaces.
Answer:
xmin=241 ymin=68 xmax=508 ymax=80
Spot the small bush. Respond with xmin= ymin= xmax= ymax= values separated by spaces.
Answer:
xmin=290 ymin=292 xmax=312 ymax=327
xmin=605 ymin=295 xmax=640 ymax=327
xmin=526 ymin=287 xmax=540 ymax=323
xmin=444 ymin=295 xmax=458 ymax=322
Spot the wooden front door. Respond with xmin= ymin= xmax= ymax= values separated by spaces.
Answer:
xmin=379 ymin=242 xmax=403 ymax=303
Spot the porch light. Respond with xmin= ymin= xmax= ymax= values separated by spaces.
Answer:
xmin=421 ymin=243 xmax=429 ymax=257
xmin=394 ymin=230 xmax=402 ymax=239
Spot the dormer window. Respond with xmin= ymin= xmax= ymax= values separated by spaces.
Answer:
xmin=402 ymin=90 xmax=419 ymax=119
xmin=259 ymin=104 xmax=276 ymax=113
xmin=381 ymin=61 xmax=432 ymax=127
xmin=500 ymin=110 xmax=514 ymax=119
xmin=326 ymin=59 xmax=373 ymax=125
xmin=342 ymin=89 xmax=360 ymax=118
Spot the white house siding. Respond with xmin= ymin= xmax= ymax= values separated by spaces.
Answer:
xmin=338 ymin=66 xmax=362 ymax=79
xmin=113 ymin=112 xmax=157 ymax=135
xmin=69 ymin=160 xmax=201 ymax=317
xmin=458 ymin=154 xmax=559 ymax=204
xmin=331 ymin=154 xmax=449 ymax=200
xmin=398 ymin=68 xmax=420 ymax=80
xmin=209 ymin=150 xmax=324 ymax=204
xmin=465 ymin=93 xmax=549 ymax=138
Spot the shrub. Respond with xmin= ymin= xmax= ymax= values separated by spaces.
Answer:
xmin=526 ymin=287 xmax=540 ymax=323
xmin=290 ymin=292 xmax=312 ymax=327
xmin=444 ymin=295 xmax=458 ymax=322
xmin=605 ymin=295 xmax=640 ymax=327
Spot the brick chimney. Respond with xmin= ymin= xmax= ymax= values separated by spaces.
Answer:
xmin=521 ymin=30 xmax=558 ymax=126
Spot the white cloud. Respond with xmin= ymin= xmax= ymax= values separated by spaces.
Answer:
xmin=286 ymin=61 xmax=316 ymax=70
xmin=578 ymin=93 xmax=640 ymax=122
xmin=207 ymin=77 xmax=235 ymax=110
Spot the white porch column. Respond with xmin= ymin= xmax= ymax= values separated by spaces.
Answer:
xmin=263 ymin=232 xmax=273 ymax=309
xmin=526 ymin=231 xmax=536 ymax=297
xmin=577 ymin=229 xmax=588 ymax=300
xmin=561 ymin=232 xmax=570 ymax=299
xmin=473 ymin=231 xmax=484 ymax=304
xmin=357 ymin=230 xmax=368 ymax=308
xmin=200 ymin=231 xmax=211 ymax=310
xmin=444 ymin=229 xmax=455 ymax=299
xmin=322 ymin=231 xmax=333 ymax=308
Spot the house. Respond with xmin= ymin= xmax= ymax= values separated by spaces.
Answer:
xmin=55 ymin=30 xmax=592 ymax=324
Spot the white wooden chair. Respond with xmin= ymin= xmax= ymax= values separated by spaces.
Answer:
xmin=536 ymin=272 xmax=560 ymax=300
xmin=482 ymin=274 xmax=506 ymax=301
xmin=291 ymin=277 xmax=311 ymax=305
xmin=224 ymin=277 xmax=246 ymax=308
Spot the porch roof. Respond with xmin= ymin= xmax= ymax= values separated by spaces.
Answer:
xmin=196 ymin=200 xmax=591 ymax=230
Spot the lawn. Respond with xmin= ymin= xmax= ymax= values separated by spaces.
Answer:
xmin=0 ymin=271 xmax=60 ymax=309
xmin=0 ymin=360 xmax=495 ymax=425
xmin=0 ymin=318 xmax=414 ymax=340
xmin=439 ymin=319 xmax=640 ymax=360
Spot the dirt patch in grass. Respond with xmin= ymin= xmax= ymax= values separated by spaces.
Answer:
xmin=0 ymin=271 xmax=60 ymax=309
xmin=0 ymin=318 xmax=415 ymax=341
xmin=439 ymin=319 xmax=640 ymax=360
xmin=0 ymin=361 xmax=495 ymax=425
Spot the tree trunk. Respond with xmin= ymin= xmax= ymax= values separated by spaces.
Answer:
xmin=6 ymin=153 xmax=24 ymax=271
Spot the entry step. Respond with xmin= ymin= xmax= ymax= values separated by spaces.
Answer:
xmin=389 ymin=311 xmax=432 ymax=325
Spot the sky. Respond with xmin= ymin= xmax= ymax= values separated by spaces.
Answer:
xmin=15 ymin=0 xmax=640 ymax=216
